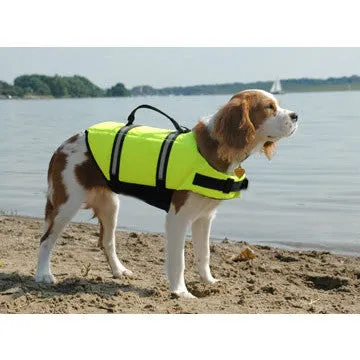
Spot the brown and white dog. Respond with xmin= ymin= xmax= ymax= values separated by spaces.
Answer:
xmin=35 ymin=89 xmax=298 ymax=298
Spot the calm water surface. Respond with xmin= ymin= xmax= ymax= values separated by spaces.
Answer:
xmin=1 ymin=92 xmax=360 ymax=255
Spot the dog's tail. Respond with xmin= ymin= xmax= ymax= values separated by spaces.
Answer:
xmin=45 ymin=151 xmax=57 ymax=206
xmin=39 ymin=152 xmax=57 ymax=243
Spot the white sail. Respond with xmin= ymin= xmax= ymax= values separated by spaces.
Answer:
xmin=270 ymin=78 xmax=283 ymax=94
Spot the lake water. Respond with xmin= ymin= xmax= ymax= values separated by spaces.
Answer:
xmin=1 ymin=92 xmax=360 ymax=256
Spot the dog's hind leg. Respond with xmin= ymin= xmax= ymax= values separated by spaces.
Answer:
xmin=35 ymin=136 xmax=86 ymax=283
xmin=35 ymin=194 xmax=84 ymax=283
xmin=88 ymin=187 xmax=133 ymax=278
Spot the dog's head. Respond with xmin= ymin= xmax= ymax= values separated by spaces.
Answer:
xmin=210 ymin=89 xmax=298 ymax=162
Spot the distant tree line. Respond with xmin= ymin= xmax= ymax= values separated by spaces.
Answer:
xmin=1 ymin=74 xmax=360 ymax=99
xmin=131 ymin=75 xmax=360 ymax=95
xmin=0 ymin=74 xmax=130 ymax=99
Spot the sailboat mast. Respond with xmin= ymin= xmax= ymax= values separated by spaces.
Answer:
xmin=270 ymin=78 xmax=283 ymax=94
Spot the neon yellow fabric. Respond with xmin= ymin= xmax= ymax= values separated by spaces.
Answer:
xmin=86 ymin=122 xmax=246 ymax=200
xmin=119 ymin=125 xmax=172 ymax=186
xmin=166 ymin=131 xmax=244 ymax=199
xmin=86 ymin=122 xmax=124 ymax=181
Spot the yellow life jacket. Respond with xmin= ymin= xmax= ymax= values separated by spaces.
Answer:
xmin=85 ymin=121 xmax=248 ymax=212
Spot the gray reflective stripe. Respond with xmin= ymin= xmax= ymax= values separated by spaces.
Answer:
xmin=110 ymin=126 xmax=133 ymax=177
xmin=157 ymin=132 xmax=179 ymax=181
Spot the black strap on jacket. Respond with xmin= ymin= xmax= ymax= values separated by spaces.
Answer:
xmin=193 ymin=173 xmax=249 ymax=194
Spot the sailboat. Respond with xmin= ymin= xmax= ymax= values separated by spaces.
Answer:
xmin=270 ymin=78 xmax=284 ymax=94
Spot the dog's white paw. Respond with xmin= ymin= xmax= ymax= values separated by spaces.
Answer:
xmin=122 ymin=269 xmax=134 ymax=277
xmin=172 ymin=290 xmax=197 ymax=299
xmin=112 ymin=268 xmax=133 ymax=278
xmin=200 ymin=276 xmax=220 ymax=285
xmin=35 ymin=273 xmax=57 ymax=284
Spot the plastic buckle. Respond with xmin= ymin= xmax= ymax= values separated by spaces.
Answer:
xmin=223 ymin=178 xmax=234 ymax=193
xmin=241 ymin=178 xmax=249 ymax=190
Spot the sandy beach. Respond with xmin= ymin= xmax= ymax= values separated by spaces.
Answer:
xmin=0 ymin=215 xmax=359 ymax=314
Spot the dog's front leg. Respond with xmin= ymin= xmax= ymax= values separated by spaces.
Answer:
xmin=165 ymin=209 xmax=195 ymax=299
xmin=192 ymin=214 xmax=219 ymax=284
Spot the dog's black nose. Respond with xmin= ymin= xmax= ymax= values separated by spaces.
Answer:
xmin=289 ymin=112 xmax=298 ymax=122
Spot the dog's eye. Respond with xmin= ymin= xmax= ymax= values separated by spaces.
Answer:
xmin=267 ymin=103 xmax=275 ymax=110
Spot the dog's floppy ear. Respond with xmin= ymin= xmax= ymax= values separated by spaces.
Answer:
xmin=211 ymin=98 xmax=255 ymax=161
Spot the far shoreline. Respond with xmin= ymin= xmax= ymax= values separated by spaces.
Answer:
xmin=1 ymin=89 xmax=360 ymax=101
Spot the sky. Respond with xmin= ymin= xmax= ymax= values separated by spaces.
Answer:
xmin=1 ymin=47 xmax=360 ymax=90
xmin=1 ymin=1 xmax=360 ymax=90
